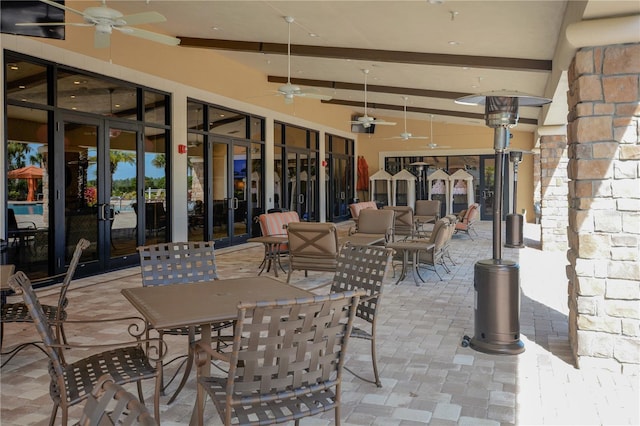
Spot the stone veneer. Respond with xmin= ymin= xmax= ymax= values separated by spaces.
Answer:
xmin=566 ymin=43 xmax=640 ymax=373
xmin=539 ymin=134 xmax=569 ymax=251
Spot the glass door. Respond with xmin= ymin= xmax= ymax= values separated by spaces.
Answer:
xmin=211 ymin=137 xmax=250 ymax=247
xmin=286 ymin=149 xmax=312 ymax=220
xmin=328 ymin=156 xmax=351 ymax=221
xmin=60 ymin=114 xmax=141 ymax=274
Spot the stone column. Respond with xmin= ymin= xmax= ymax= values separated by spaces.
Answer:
xmin=539 ymin=134 xmax=569 ymax=251
xmin=566 ymin=43 xmax=640 ymax=373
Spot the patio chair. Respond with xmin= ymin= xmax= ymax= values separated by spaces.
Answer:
xmin=193 ymin=290 xmax=364 ymax=426
xmin=383 ymin=205 xmax=415 ymax=241
xmin=78 ymin=374 xmax=157 ymax=426
xmin=414 ymin=200 xmax=441 ymax=236
xmin=286 ymin=222 xmax=340 ymax=283
xmin=454 ymin=203 xmax=480 ymax=239
xmin=348 ymin=208 xmax=395 ymax=244
xmin=7 ymin=271 xmax=163 ymax=426
xmin=417 ymin=219 xmax=453 ymax=280
xmin=1 ymin=238 xmax=90 ymax=367
xmin=309 ymin=244 xmax=394 ymax=387
xmin=137 ymin=241 xmax=230 ymax=403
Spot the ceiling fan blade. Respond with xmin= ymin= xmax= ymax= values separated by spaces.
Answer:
xmin=298 ymin=92 xmax=332 ymax=101
xmin=116 ymin=26 xmax=180 ymax=46
xmin=372 ymin=120 xmax=396 ymax=126
xmin=38 ymin=0 xmax=86 ymax=17
xmin=120 ymin=11 xmax=167 ymax=26
xmin=411 ymin=136 xmax=430 ymax=139
xmin=94 ymin=31 xmax=110 ymax=49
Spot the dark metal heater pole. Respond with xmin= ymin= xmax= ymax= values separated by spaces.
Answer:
xmin=505 ymin=149 xmax=525 ymax=248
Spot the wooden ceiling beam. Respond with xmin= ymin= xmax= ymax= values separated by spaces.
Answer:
xmin=321 ymin=99 xmax=540 ymax=126
xmin=178 ymin=38 xmax=552 ymax=72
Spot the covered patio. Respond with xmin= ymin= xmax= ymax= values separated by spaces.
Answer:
xmin=1 ymin=221 xmax=637 ymax=425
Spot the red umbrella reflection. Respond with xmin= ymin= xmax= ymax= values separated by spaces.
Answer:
xmin=8 ymin=165 xmax=44 ymax=201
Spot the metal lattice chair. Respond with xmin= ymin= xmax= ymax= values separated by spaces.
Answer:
xmin=7 ymin=271 xmax=163 ymax=426
xmin=194 ymin=290 xmax=364 ymax=426
xmin=1 ymin=238 xmax=90 ymax=367
xmin=78 ymin=374 xmax=158 ymax=426
xmin=309 ymin=244 xmax=393 ymax=387
xmin=137 ymin=241 xmax=231 ymax=403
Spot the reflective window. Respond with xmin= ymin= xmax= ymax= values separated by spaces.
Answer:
xmin=144 ymin=90 xmax=167 ymax=124
xmin=5 ymin=59 xmax=48 ymax=105
xmin=209 ymin=107 xmax=247 ymax=138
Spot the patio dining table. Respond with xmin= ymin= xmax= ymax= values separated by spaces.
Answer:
xmin=121 ymin=276 xmax=312 ymax=425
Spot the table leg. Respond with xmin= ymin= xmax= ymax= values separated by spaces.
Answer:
xmin=394 ymin=249 xmax=409 ymax=285
xmin=191 ymin=323 xmax=211 ymax=426
xmin=411 ymin=250 xmax=425 ymax=286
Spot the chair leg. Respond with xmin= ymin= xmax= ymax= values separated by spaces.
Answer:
xmin=154 ymin=372 xmax=162 ymax=424
xmin=49 ymin=403 xmax=59 ymax=426
xmin=370 ymin=338 xmax=382 ymax=388
xmin=286 ymin=269 xmax=293 ymax=283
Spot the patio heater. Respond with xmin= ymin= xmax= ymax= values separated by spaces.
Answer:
xmin=410 ymin=161 xmax=430 ymax=200
xmin=505 ymin=150 xmax=525 ymax=248
xmin=456 ymin=90 xmax=550 ymax=355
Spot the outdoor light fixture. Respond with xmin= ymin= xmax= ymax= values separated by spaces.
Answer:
xmin=457 ymin=90 xmax=550 ymax=355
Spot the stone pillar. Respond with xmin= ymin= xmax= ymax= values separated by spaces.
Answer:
xmin=539 ymin=134 xmax=569 ymax=251
xmin=566 ymin=43 xmax=640 ymax=373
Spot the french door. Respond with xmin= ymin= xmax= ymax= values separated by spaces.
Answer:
xmin=210 ymin=137 xmax=250 ymax=247
xmin=286 ymin=149 xmax=317 ymax=221
xmin=327 ymin=155 xmax=352 ymax=222
xmin=57 ymin=114 xmax=143 ymax=275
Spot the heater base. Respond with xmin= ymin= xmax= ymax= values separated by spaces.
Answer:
xmin=468 ymin=259 xmax=525 ymax=355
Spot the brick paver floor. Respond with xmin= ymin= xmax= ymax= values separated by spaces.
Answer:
xmin=1 ymin=221 xmax=638 ymax=425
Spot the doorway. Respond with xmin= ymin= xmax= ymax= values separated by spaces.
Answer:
xmin=59 ymin=114 xmax=144 ymax=275
xmin=210 ymin=137 xmax=251 ymax=247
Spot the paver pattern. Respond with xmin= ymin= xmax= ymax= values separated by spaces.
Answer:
xmin=1 ymin=221 xmax=638 ymax=425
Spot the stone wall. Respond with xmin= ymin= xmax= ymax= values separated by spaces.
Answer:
xmin=566 ymin=43 xmax=640 ymax=373
xmin=539 ymin=135 xmax=568 ymax=250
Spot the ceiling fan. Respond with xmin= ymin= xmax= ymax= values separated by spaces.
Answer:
xmin=276 ymin=16 xmax=331 ymax=104
xmin=16 ymin=0 xmax=181 ymax=49
xmin=390 ymin=96 xmax=429 ymax=140
xmin=351 ymin=69 xmax=396 ymax=128
xmin=426 ymin=115 xmax=451 ymax=149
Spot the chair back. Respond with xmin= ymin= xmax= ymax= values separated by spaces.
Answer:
xmin=415 ymin=200 xmax=440 ymax=218
xmin=286 ymin=222 xmax=339 ymax=282
xmin=258 ymin=211 xmax=300 ymax=237
xmin=348 ymin=201 xmax=377 ymax=220
xmin=7 ymin=208 xmax=18 ymax=231
xmin=78 ymin=374 xmax=157 ymax=426
xmin=456 ymin=203 xmax=479 ymax=230
xmin=57 ymin=238 xmax=91 ymax=321
xmin=331 ymin=245 xmax=393 ymax=325
xmin=138 ymin=241 xmax=218 ymax=286
xmin=356 ymin=209 xmax=394 ymax=241
xmin=8 ymin=271 xmax=66 ymax=379
xmin=427 ymin=219 xmax=449 ymax=244
xmin=383 ymin=206 xmax=414 ymax=240
xmin=224 ymin=291 xmax=363 ymax=417
xmin=287 ymin=222 xmax=339 ymax=260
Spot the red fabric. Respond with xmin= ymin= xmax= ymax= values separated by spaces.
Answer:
xmin=8 ymin=165 xmax=44 ymax=201
xmin=357 ymin=156 xmax=369 ymax=191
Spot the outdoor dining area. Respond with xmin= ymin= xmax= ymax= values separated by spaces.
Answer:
xmin=1 ymin=216 xmax=638 ymax=425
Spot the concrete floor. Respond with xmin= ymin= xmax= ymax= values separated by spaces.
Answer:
xmin=1 ymin=221 xmax=638 ymax=425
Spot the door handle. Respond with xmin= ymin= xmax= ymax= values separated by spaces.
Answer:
xmin=233 ymin=198 xmax=239 ymax=209
xmin=298 ymin=194 xmax=304 ymax=204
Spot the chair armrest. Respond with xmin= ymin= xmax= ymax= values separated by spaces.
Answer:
xmin=56 ymin=315 xmax=150 ymax=338
xmin=17 ymin=221 xmax=37 ymax=229
xmin=193 ymin=341 xmax=232 ymax=367
xmin=348 ymin=226 xmax=357 ymax=236
xmin=48 ymin=337 xmax=168 ymax=363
